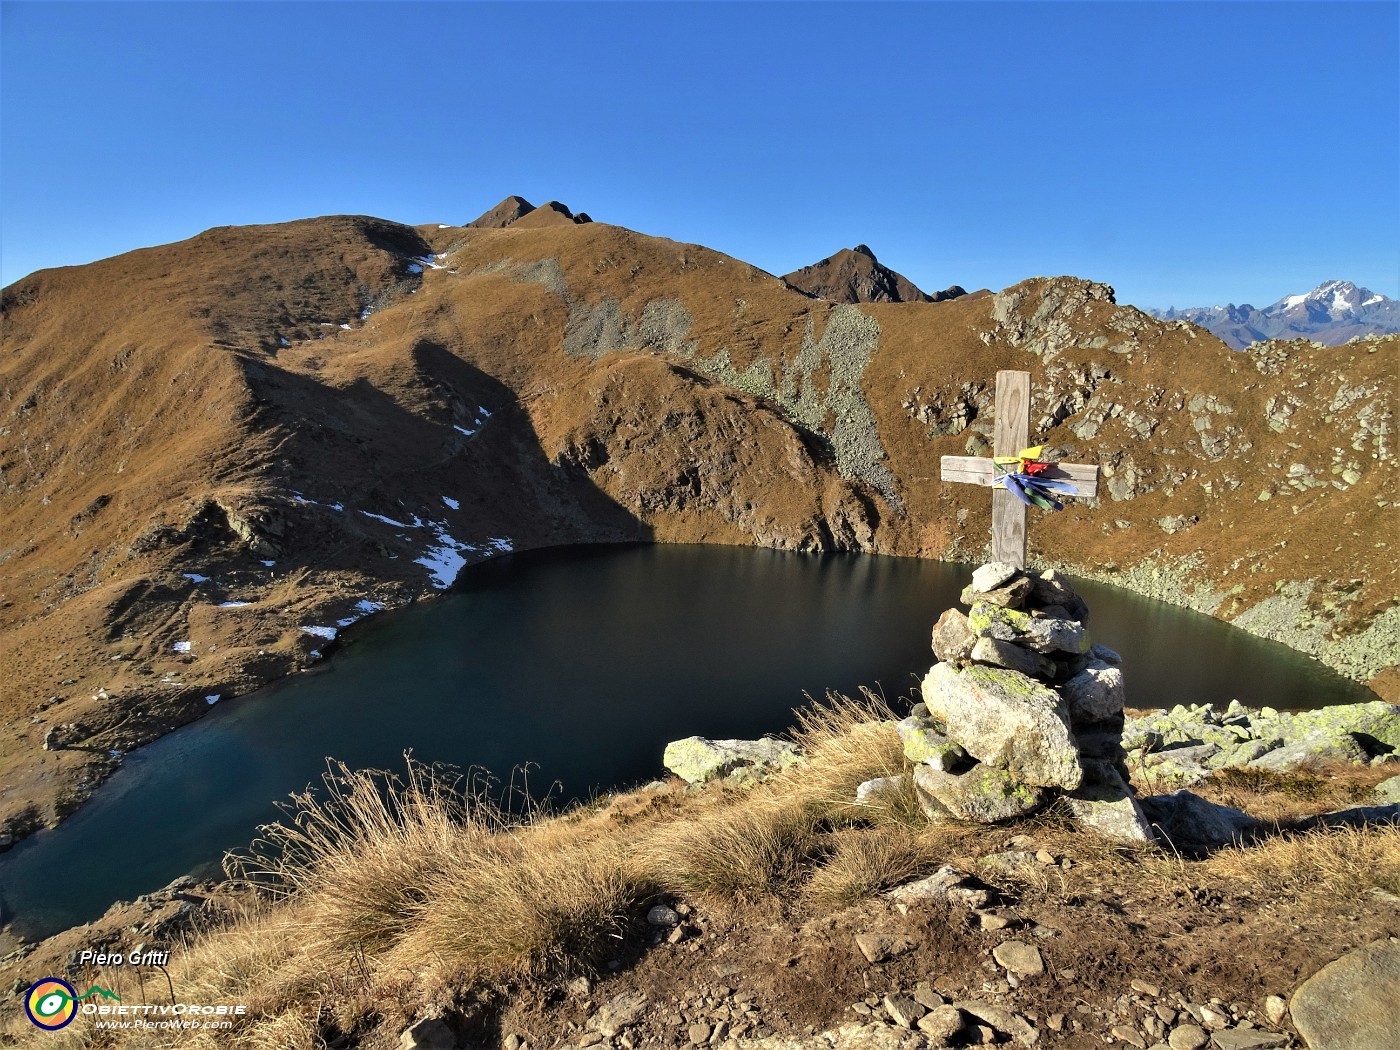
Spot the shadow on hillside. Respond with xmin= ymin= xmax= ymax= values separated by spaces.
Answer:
xmin=224 ymin=338 xmax=652 ymax=582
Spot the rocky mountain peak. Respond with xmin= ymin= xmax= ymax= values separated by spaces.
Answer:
xmin=782 ymin=246 xmax=964 ymax=305
xmin=466 ymin=196 xmax=593 ymax=230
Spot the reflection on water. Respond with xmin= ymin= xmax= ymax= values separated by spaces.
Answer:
xmin=0 ymin=544 xmax=1377 ymax=938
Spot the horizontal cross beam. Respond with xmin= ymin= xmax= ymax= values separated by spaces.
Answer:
xmin=940 ymin=456 xmax=1100 ymax=499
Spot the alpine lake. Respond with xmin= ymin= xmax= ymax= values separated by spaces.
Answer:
xmin=0 ymin=544 xmax=1379 ymax=939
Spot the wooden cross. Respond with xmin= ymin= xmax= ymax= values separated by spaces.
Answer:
xmin=939 ymin=370 xmax=1099 ymax=568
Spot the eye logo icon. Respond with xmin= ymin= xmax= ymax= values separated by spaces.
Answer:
xmin=24 ymin=978 xmax=121 ymax=1030
xmin=25 ymin=979 xmax=77 ymax=1030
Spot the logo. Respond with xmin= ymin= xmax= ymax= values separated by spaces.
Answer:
xmin=24 ymin=979 xmax=120 ymax=1031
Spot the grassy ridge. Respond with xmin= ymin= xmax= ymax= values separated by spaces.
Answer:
xmin=21 ymin=693 xmax=1400 ymax=1049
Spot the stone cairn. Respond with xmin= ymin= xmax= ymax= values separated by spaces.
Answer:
xmin=872 ymin=560 xmax=1155 ymax=842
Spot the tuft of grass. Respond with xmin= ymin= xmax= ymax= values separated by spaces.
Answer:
xmin=777 ymin=688 xmax=909 ymax=820
xmin=227 ymin=759 xmax=490 ymax=954
xmin=639 ymin=799 xmax=820 ymax=904
xmin=801 ymin=825 xmax=937 ymax=911
xmin=410 ymin=834 xmax=648 ymax=977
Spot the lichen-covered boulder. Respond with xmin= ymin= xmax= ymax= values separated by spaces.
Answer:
xmin=914 ymin=764 xmax=1049 ymax=823
xmin=1024 ymin=615 xmax=1091 ymax=655
xmin=921 ymin=663 xmax=1083 ymax=789
xmin=966 ymin=601 xmax=1032 ymax=641
xmin=966 ymin=602 xmax=1089 ymax=654
xmin=662 ymin=736 xmax=804 ymax=785
xmin=1284 ymin=701 xmax=1400 ymax=752
xmin=1249 ymin=728 xmax=1370 ymax=771
xmin=1373 ymin=775 xmax=1400 ymax=804
xmin=896 ymin=716 xmax=967 ymax=771
xmin=1133 ymin=743 xmax=1221 ymax=786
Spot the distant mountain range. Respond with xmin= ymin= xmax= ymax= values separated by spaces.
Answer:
xmin=1145 ymin=280 xmax=1399 ymax=349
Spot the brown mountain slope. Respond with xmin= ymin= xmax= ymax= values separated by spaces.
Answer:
xmin=1 ymin=209 xmax=1396 ymax=837
xmin=782 ymin=244 xmax=965 ymax=304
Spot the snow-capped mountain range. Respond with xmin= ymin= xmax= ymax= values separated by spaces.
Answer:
xmin=1145 ymin=280 xmax=1399 ymax=349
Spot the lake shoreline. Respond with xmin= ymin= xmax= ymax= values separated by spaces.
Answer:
xmin=1 ymin=541 xmax=1385 ymax=859
xmin=0 ymin=545 xmax=1384 ymax=946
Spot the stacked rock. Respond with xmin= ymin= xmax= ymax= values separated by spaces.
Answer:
xmin=897 ymin=561 xmax=1154 ymax=842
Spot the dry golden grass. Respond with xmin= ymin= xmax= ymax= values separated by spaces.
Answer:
xmin=1195 ymin=824 xmax=1400 ymax=899
xmin=228 ymin=759 xmax=488 ymax=952
xmin=35 ymin=697 xmax=1398 ymax=1049
xmin=801 ymin=824 xmax=942 ymax=910
xmin=407 ymin=834 xmax=646 ymax=977
xmin=639 ymin=798 xmax=819 ymax=904
xmin=772 ymin=688 xmax=914 ymax=822
xmin=1194 ymin=761 xmax=1384 ymax=823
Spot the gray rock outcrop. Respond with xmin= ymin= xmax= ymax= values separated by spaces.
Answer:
xmin=1290 ymin=937 xmax=1400 ymax=1050
xmin=663 ymin=737 xmax=805 ymax=786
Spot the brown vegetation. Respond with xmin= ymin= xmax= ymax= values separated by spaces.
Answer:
xmin=4 ymin=697 xmax=1396 ymax=1049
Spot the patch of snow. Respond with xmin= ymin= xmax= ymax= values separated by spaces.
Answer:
xmin=442 ymin=496 xmax=460 ymax=510
xmin=453 ymin=424 xmax=476 ymax=437
xmin=279 ymin=337 xmax=290 ymax=346
xmin=336 ymin=598 xmax=385 ymax=628
xmin=477 ymin=406 xmax=493 ymax=421
xmin=415 ymin=530 xmax=469 ymax=589
xmin=216 ymin=601 xmax=252 ymax=608
xmin=183 ymin=573 xmax=210 ymax=583
xmin=261 ymin=560 xmax=276 ymax=567
xmin=340 ymin=323 xmax=351 ymax=330
xmin=360 ymin=306 xmax=373 ymax=320
xmin=109 ymin=749 xmax=122 ymax=758
xmin=1363 ymin=295 xmax=1385 ymax=306
xmin=407 ymin=263 xmax=424 ymax=274
xmin=329 ymin=502 xmax=344 ymax=512
xmin=1282 ymin=293 xmax=1308 ymax=309
xmin=291 ymin=493 xmax=311 ymax=504
xmin=173 ymin=641 xmax=192 ymax=652
xmin=320 ymin=322 xmax=334 ymax=326
xmin=361 ymin=510 xmax=411 ymax=528
xmin=308 ymin=650 xmax=321 ymax=661
xmin=437 ymin=223 xmax=450 ymax=229
xmin=300 ymin=625 xmax=338 ymax=641
xmin=486 ymin=537 xmax=514 ymax=553
xmin=205 ymin=694 xmax=220 ymax=705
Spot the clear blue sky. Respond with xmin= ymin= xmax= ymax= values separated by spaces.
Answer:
xmin=2 ymin=1 xmax=1397 ymax=308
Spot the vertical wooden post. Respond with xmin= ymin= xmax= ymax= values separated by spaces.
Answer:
xmin=990 ymin=370 xmax=1031 ymax=568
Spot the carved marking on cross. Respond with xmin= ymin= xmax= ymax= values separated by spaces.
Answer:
xmin=939 ymin=369 xmax=1100 ymax=569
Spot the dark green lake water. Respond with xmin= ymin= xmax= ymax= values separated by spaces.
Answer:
xmin=0 ymin=544 xmax=1378 ymax=939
